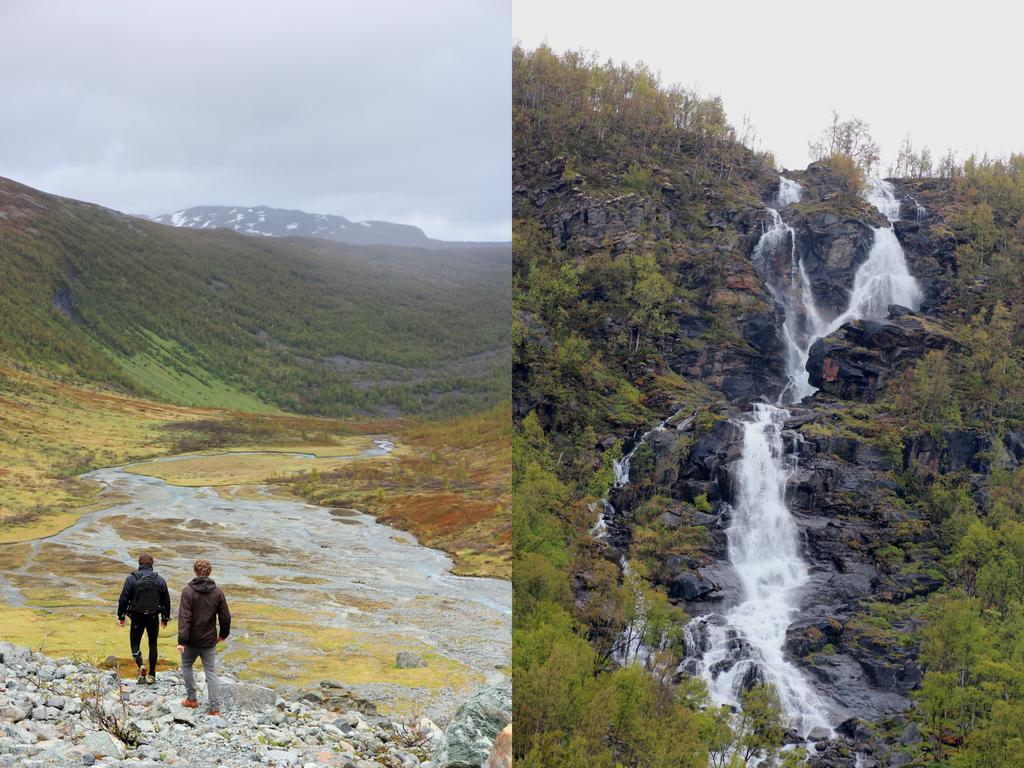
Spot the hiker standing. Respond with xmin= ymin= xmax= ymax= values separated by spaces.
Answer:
xmin=117 ymin=552 xmax=171 ymax=684
xmin=177 ymin=559 xmax=231 ymax=715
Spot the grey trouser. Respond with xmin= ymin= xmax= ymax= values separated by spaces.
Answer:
xmin=180 ymin=645 xmax=220 ymax=709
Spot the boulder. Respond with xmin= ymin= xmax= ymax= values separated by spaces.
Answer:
xmin=433 ymin=680 xmax=512 ymax=768
xmin=79 ymin=730 xmax=125 ymax=760
xmin=218 ymin=679 xmax=278 ymax=712
xmin=396 ymin=652 xmax=428 ymax=669
xmin=484 ymin=723 xmax=512 ymax=768
xmin=808 ymin=312 xmax=956 ymax=401
xmin=667 ymin=571 xmax=718 ymax=602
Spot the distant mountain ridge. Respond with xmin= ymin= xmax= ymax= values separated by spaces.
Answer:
xmin=151 ymin=205 xmax=504 ymax=249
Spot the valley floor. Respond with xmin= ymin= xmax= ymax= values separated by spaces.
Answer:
xmin=0 ymin=363 xmax=511 ymax=719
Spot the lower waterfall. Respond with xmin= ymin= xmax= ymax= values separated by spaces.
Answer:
xmin=681 ymin=403 xmax=831 ymax=737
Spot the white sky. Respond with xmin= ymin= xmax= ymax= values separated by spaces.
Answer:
xmin=514 ymin=0 xmax=1023 ymax=172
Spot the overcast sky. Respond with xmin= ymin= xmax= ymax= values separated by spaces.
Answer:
xmin=515 ymin=0 xmax=1023 ymax=173
xmin=0 ymin=0 xmax=511 ymax=242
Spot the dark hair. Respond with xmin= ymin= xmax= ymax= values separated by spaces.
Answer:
xmin=138 ymin=553 xmax=154 ymax=568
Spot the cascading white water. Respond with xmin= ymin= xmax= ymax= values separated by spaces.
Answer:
xmin=864 ymin=176 xmax=902 ymax=222
xmin=612 ymin=416 xmax=677 ymax=489
xmin=680 ymin=176 xmax=925 ymax=740
xmin=604 ymin=175 xmax=925 ymax=745
xmin=757 ymin=177 xmax=923 ymax=403
xmin=829 ymin=227 xmax=922 ymax=327
xmin=683 ymin=404 xmax=831 ymax=735
xmin=775 ymin=176 xmax=804 ymax=208
xmin=750 ymin=183 xmax=830 ymax=404
xmin=612 ymin=457 xmax=631 ymax=488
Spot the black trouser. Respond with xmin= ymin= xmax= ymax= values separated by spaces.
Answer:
xmin=129 ymin=613 xmax=160 ymax=674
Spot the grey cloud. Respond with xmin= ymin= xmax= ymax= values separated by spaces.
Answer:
xmin=0 ymin=0 xmax=511 ymax=241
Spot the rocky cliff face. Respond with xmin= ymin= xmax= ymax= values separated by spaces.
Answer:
xmin=807 ymin=309 xmax=958 ymax=401
xmin=513 ymin=155 xmax=789 ymax=412
xmin=563 ymin=167 xmax=997 ymax=764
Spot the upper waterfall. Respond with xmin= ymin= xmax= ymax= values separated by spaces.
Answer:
xmin=864 ymin=176 xmax=902 ymax=222
xmin=753 ymin=176 xmax=923 ymax=404
xmin=775 ymin=176 xmax=804 ymax=207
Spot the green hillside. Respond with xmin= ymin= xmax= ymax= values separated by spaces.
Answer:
xmin=513 ymin=44 xmax=1024 ymax=768
xmin=0 ymin=176 xmax=510 ymax=416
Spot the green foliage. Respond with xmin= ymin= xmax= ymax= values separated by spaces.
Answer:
xmin=623 ymin=162 xmax=655 ymax=194
xmin=0 ymin=180 xmax=510 ymax=416
xmin=894 ymin=350 xmax=961 ymax=431
xmin=513 ymin=44 xmax=771 ymax=184
xmin=735 ymin=684 xmax=792 ymax=765
xmin=512 ymin=45 xmax=806 ymax=765
xmin=808 ymin=110 xmax=880 ymax=173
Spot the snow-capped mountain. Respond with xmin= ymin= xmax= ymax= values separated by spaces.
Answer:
xmin=151 ymin=205 xmax=449 ymax=248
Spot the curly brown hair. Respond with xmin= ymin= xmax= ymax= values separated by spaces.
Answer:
xmin=138 ymin=553 xmax=154 ymax=567
xmin=193 ymin=559 xmax=212 ymax=578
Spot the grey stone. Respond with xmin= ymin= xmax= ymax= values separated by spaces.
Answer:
xmin=395 ymin=652 xmax=427 ymax=669
xmin=807 ymin=726 xmax=831 ymax=741
xmin=219 ymin=680 xmax=278 ymax=712
xmin=432 ymin=680 xmax=511 ymax=768
xmin=0 ymin=706 xmax=26 ymax=723
xmin=265 ymin=748 xmax=300 ymax=765
xmin=79 ymin=730 xmax=125 ymax=760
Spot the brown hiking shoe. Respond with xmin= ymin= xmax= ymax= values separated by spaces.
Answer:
xmin=180 ymin=699 xmax=199 ymax=708
xmin=207 ymin=709 xmax=221 ymax=716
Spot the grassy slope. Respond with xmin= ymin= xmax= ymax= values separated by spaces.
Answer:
xmin=0 ymin=359 xmax=509 ymax=576
xmin=0 ymin=359 xmax=211 ymax=540
xmin=0 ymin=175 xmax=510 ymax=417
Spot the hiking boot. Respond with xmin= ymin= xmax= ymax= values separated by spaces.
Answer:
xmin=207 ymin=709 xmax=221 ymax=716
xmin=180 ymin=698 xmax=199 ymax=708
xmin=137 ymin=666 xmax=147 ymax=684
xmin=145 ymin=675 xmax=156 ymax=685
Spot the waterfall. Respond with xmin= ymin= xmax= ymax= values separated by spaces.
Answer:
xmin=679 ymin=176 xmax=924 ymax=739
xmin=775 ymin=176 xmax=804 ymax=208
xmin=611 ymin=416 xmax=677 ymax=490
xmin=840 ymin=177 xmax=923 ymax=327
xmin=612 ymin=457 xmax=631 ymax=489
xmin=755 ymin=177 xmax=922 ymax=404
xmin=682 ymin=404 xmax=831 ymax=736
xmin=864 ymin=176 xmax=902 ymax=222
xmin=600 ymin=174 xmax=925 ymax=744
xmin=829 ymin=227 xmax=922 ymax=328
xmin=750 ymin=184 xmax=830 ymax=403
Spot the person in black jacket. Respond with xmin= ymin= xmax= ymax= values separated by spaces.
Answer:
xmin=117 ymin=553 xmax=171 ymax=684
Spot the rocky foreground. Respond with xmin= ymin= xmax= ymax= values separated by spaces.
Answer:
xmin=0 ymin=644 xmax=511 ymax=768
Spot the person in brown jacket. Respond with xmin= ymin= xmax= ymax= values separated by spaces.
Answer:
xmin=176 ymin=559 xmax=231 ymax=715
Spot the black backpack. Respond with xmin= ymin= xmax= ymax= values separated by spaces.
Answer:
xmin=131 ymin=571 xmax=161 ymax=615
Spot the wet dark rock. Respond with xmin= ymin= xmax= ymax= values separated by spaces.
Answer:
xmin=808 ymin=312 xmax=957 ymax=401
xmin=669 ymin=345 xmax=787 ymax=402
xmin=903 ymin=429 xmax=995 ymax=477
xmin=807 ymin=726 xmax=833 ymax=742
xmin=671 ymin=417 xmax=743 ymax=504
xmin=667 ymin=571 xmax=718 ymax=602
xmin=785 ymin=616 xmax=845 ymax=658
xmin=795 ymin=213 xmax=878 ymax=317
